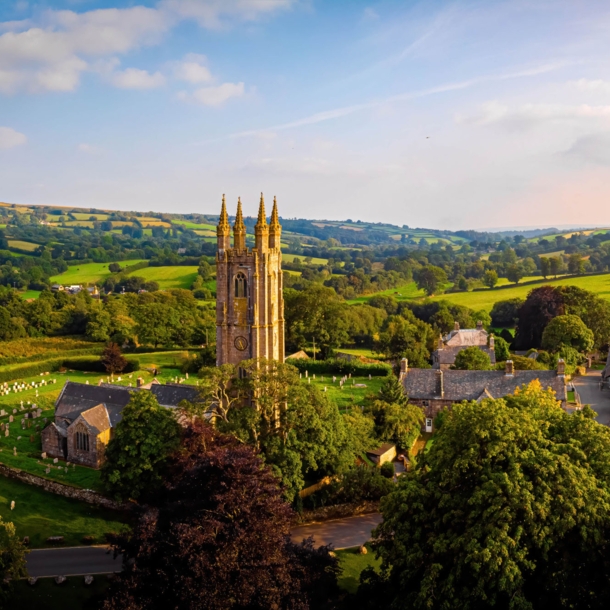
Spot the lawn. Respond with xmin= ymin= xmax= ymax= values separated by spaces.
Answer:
xmin=20 ymin=290 xmax=41 ymax=300
xmin=0 ymin=475 xmax=128 ymax=547
xmin=174 ymin=220 xmax=217 ymax=230
xmin=8 ymin=577 xmax=110 ymax=609
xmin=128 ymin=266 xmax=198 ymax=290
xmin=50 ymin=261 xmax=145 ymax=285
xmin=8 ymin=240 xmax=39 ymax=251
xmin=306 ymin=376 xmax=385 ymax=411
xmin=336 ymin=545 xmax=381 ymax=594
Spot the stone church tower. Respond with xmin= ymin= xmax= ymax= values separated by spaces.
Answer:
xmin=216 ymin=194 xmax=285 ymax=366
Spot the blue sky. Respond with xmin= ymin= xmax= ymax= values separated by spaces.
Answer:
xmin=1 ymin=0 xmax=610 ymax=230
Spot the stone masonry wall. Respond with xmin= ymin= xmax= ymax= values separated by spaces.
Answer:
xmin=0 ymin=463 xmax=129 ymax=511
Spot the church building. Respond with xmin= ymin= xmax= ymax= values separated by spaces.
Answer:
xmin=215 ymin=194 xmax=285 ymax=366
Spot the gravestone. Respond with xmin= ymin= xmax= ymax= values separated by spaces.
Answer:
xmin=12 ymin=409 xmax=16 ymax=414
xmin=53 ymin=458 xmax=58 ymax=464
xmin=4 ymin=429 xmax=8 ymax=437
xmin=8 ymin=415 xmax=13 ymax=423
xmin=29 ymin=435 xmax=34 ymax=443
xmin=45 ymin=467 xmax=50 ymax=474
xmin=41 ymin=452 xmax=47 ymax=459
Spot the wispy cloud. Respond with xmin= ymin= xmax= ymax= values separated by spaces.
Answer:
xmin=569 ymin=78 xmax=610 ymax=93
xmin=212 ymin=62 xmax=567 ymax=141
xmin=177 ymin=82 xmax=245 ymax=106
xmin=109 ymin=68 xmax=166 ymax=90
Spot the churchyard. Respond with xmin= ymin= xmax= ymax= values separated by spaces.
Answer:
xmin=306 ymin=374 xmax=387 ymax=411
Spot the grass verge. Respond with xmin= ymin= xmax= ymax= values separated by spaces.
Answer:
xmin=336 ymin=545 xmax=381 ymax=594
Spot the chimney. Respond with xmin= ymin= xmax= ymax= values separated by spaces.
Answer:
xmin=454 ymin=321 xmax=460 ymax=331
xmin=505 ymin=360 xmax=514 ymax=376
xmin=557 ymin=358 xmax=566 ymax=377
xmin=436 ymin=370 xmax=444 ymax=398
xmin=399 ymin=358 xmax=408 ymax=381
xmin=489 ymin=334 xmax=495 ymax=349
xmin=476 ymin=320 xmax=483 ymax=330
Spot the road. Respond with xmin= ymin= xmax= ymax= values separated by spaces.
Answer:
xmin=573 ymin=370 xmax=610 ymax=425
xmin=26 ymin=513 xmax=382 ymax=577
xmin=26 ymin=546 xmax=122 ymax=578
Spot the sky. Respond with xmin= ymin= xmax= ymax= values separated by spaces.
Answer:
xmin=1 ymin=0 xmax=610 ymax=230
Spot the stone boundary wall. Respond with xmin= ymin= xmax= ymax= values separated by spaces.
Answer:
xmin=0 ymin=463 xmax=129 ymax=511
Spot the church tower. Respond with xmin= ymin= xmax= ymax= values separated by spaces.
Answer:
xmin=216 ymin=194 xmax=285 ymax=366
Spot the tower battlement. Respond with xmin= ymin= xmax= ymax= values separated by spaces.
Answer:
xmin=215 ymin=194 xmax=285 ymax=366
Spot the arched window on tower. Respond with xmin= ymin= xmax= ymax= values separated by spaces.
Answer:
xmin=234 ymin=272 xmax=247 ymax=298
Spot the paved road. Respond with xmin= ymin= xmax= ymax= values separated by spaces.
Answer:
xmin=290 ymin=513 xmax=382 ymax=550
xmin=573 ymin=370 xmax=610 ymax=425
xmin=26 ymin=514 xmax=382 ymax=577
xmin=26 ymin=546 xmax=122 ymax=577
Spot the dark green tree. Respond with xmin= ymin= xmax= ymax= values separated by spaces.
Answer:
xmin=101 ymin=392 xmax=181 ymax=501
xmin=541 ymin=314 xmax=594 ymax=353
xmin=493 ymin=335 xmax=511 ymax=362
xmin=452 ymin=345 xmax=492 ymax=370
xmin=414 ymin=265 xmax=448 ymax=296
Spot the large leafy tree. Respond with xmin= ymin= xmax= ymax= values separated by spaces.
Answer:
xmin=101 ymin=391 xmax=182 ymax=501
xmin=360 ymin=382 xmax=610 ymax=610
xmin=414 ymin=265 xmax=448 ymax=296
xmin=452 ymin=345 xmax=493 ymax=370
xmin=541 ymin=314 xmax=594 ymax=353
xmin=514 ymin=286 xmax=565 ymax=349
xmin=103 ymin=423 xmax=340 ymax=610
xmin=100 ymin=342 xmax=128 ymax=374
xmin=376 ymin=311 xmax=434 ymax=366
xmin=0 ymin=518 xmax=28 ymax=603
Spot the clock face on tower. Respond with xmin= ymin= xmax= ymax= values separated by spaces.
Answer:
xmin=234 ymin=336 xmax=248 ymax=351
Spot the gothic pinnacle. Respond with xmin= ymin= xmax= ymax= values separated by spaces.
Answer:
xmin=217 ymin=194 xmax=230 ymax=235
xmin=255 ymin=192 xmax=267 ymax=228
xmin=270 ymin=196 xmax=280 ymax=229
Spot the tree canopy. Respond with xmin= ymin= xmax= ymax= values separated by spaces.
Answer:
xmin=103 ymin=423 xmax=340 ymax=610
xmin=360 ymin=382 xmax=610 ymax=610
xmin=452 ymin=345 xmax=493 ymax=370
xmin=541 ymin=314 xmax=595 ymax=353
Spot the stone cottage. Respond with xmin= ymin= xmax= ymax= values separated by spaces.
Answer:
xmin=400 ymin=358 xmax=568 ymax=432
xmin=432 ymin=321 xmax=496 ymax=370
xmin=42 ymin=381 xmax=199 ymax=468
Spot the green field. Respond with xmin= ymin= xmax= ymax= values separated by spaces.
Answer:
xmin=49 ymin=261 xmax=144 ymax=285
xmin=71 ymin=212 xmax=109 ymax=221
xmin=8 ymin=240 xmax=39 ymax=251
xmin=0 ymin=475 xmax=128 ymax=547
xmin=282 ymin=253 xmax=328 ymax=265
xmin=130 ymin=266 xmax=198 ymax=290
xmin=173 ymin=220 xmax=217 ymax=230
xmin=21 ymin=290 xmax=41 ymax=300
xmin=431 ymin=273 xmax=610 ymax=312
xmin=347 ymin=282 xmax=424 ymax=304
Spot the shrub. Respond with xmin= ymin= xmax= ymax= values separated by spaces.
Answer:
xmin=380 ymin=462 xmax=395 ymax=479
xmin=285 ymin=358 xmax=391 ymax=377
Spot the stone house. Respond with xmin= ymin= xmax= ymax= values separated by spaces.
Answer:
xmin=400 ymin=358 xmax=568 ymax=432
xmin=366 ymin=443 xmax=396 ymax=466
xmin=432 ymin=321 xmax=496 ymax=369
xmin=41 ymin=381 xmax=199 ymax=469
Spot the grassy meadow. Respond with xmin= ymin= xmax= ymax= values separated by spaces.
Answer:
xmin=0 ymin=475 xmax=128 ymax=547
xmin=306 ymin=375 xmax=385 ymax=411
xmin=130 ymin=266 xmax=198 ymax=290
xmin=8 ymin=240 xmax=39 ymax=251
xmin=49 ymin=261 xmax=144 ymax=285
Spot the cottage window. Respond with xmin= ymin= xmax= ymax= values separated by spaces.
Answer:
xmin=76 ymin=428 xmax=90 ymax=452
xmin=234 ymin=272 xmax=247 ymax=298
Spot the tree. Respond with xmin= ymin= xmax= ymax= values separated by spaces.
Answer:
xmin=560 ymin=286 xmax=610 ymax=350
xmin=452 ymin=346 xmax=492 ymax=370
xmin=493 ymin=335 xmax=511 ymax=362
xmin=101 ymin=343 xmax=128 ymax=374
xmin=506 ymin=263 xmax=525 ymax=284
xmin=549 ymin=256 xmax=563 ymax=278
xmin=0 ymin=518 xmax=28 ymax=603
xmin=103 ymin=423 xmax=340 ymax=610
xmin=540 ymin=257 xmax=550 ymax=279
xmin=490 ymin=298 xmax=524 ymax=327
xmin=482 ymin=269 xmax=498 ymax=288
xmin=369 ymin=400 xmax=423 ymax=450
xmin=361 ymin=383 xmax=610 ymax=610
xmin=376 ymin=313 xmax=433 ymax=366
xmin=414 ymin=265 xmax=447 ymax=296
xmin=541 ymin=314 xmax=594 ymax=353
xmin=514 ymin=286 xmax=565 ymax=350
xmin=378 ymin=375 xmax=408 ymax=407
xmin=568 ymin=253 xmax=586 ymax=275
xmin=101 ymin=392 xmax=181 ymax=501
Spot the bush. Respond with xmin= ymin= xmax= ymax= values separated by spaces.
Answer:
xmin=62 ymin=357 xmax=139 ymax=374
xmin=285 ymin=358 xmax=392 ymax=377
xmin=380 ymin=462 xmax=395 ymax=479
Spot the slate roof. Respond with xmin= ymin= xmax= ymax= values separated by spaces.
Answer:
xmin=444 ymin=329 xmax=488 ymax=347
xmin=79 ymin=404 xmax=111 ymax=435
xmin=55 ymin=381 xmax=200 ymax=427
xmin=403 ymin=369 xmax=567 ymax=403
xmin=366 ymin=443 xmax=396 ymax=457
xmin=434 ymin=346 xmax=496 ymax=366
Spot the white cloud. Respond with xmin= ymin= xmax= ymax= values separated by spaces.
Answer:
xmin=109 ymin=67 xmax=165 ymax=89
xmin=171 ymin=53 xmax=212 ymax=84
xmin=178 ymin=81 xmax=244 ymax=106
xmin=159 ymin=0 xmax=293 ymax=29
xmin=459 ymin=102 xmax=610 ymax=130
xmin=0 ymin=126 xmax=27 ymax=149
xmin=570 ymin=78 xmax=610 ymax=93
